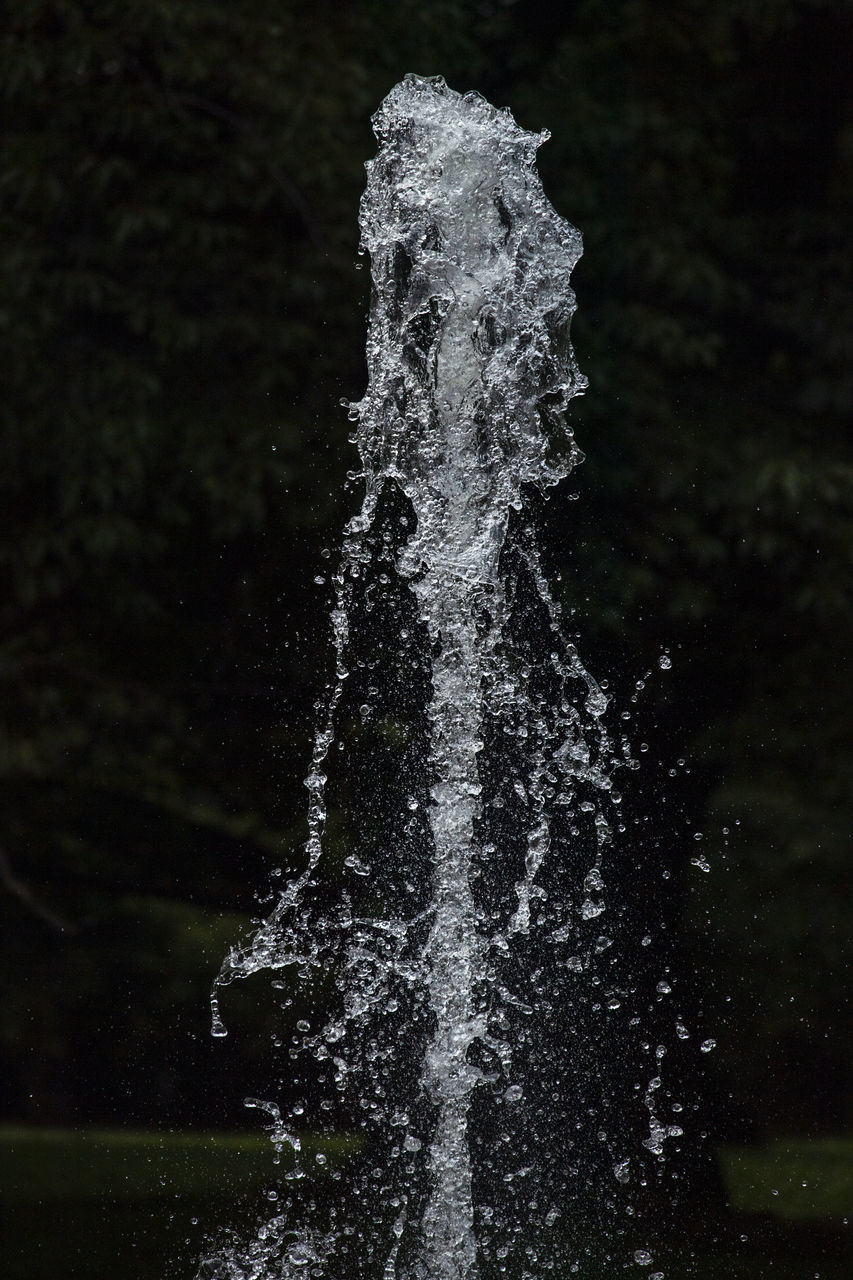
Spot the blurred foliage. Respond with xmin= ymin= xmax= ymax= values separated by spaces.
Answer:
xmin=718 ymin=1136 xmax=853 ymax=1221
xmin=0 ymin=0 xmax=850 ymax=1168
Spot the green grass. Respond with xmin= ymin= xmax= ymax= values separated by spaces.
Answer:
xmin=2 ymin=1127 xmax=849 ymax=1280
xmin=0 ymin=1125 xmax=359 ymax=1201
xmin=718 ymin=1136 xmax=853 ymax=1222
xmin=2 ymin=1126 xmax=850 ymax=1220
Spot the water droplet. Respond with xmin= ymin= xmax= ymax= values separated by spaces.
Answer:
xmin=288 ymin=1244 xmax=314 ymax=1267
xmin=634 ymin=1249 xmax=653 ymax=1265
xmin=210 ymin=998 xmax=228 ymax=1038
xmin=700 ymin=1038 xmax=717 ymax=1053
xmin=658 ymin=654 xmax=672 ymax=669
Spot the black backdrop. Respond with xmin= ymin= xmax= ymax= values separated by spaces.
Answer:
xmin=1 ymin=1 xmax=851 ymax=1275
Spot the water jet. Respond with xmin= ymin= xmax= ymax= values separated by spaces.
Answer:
xmin=200 ymin=74 xmax=668 ymax=1280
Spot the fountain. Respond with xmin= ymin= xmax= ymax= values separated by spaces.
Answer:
xmin=200 ymin=75 xmax=674 ymax=1280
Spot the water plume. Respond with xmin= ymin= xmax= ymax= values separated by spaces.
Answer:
xmin=201 ymin=75 xmax=651 ymax=1280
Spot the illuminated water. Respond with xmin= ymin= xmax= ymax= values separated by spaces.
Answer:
xmin=200 ymin=75 xmax=675 ymax=1280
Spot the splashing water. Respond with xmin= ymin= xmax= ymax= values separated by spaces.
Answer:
xmin=199 ymin=75 xmax=665 ymax=1280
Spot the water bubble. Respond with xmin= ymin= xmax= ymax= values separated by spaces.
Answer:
xmin=700 ymin=1038 xmax=717 ymax=1053
xmin=658 ymin=654 xmax=672 ymax=669
xmin=634 ymin=1249 xmax=653 ymax=1265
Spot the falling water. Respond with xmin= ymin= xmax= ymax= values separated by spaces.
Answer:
xmin=201 ymin=75 xmax=675 ymax=1280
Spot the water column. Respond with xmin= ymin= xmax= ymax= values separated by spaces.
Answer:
xmin=203 ymin=75 xmax=596 ymax=1280
xmin=355 ymin=75 xmax=586 ymax=1278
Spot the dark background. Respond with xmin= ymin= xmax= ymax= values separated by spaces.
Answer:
xmin=1 ymin=1 xmax=851 ymax=1276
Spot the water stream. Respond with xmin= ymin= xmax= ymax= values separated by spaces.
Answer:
xmin=200 ymin=75 xmax=670 ymax=1280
